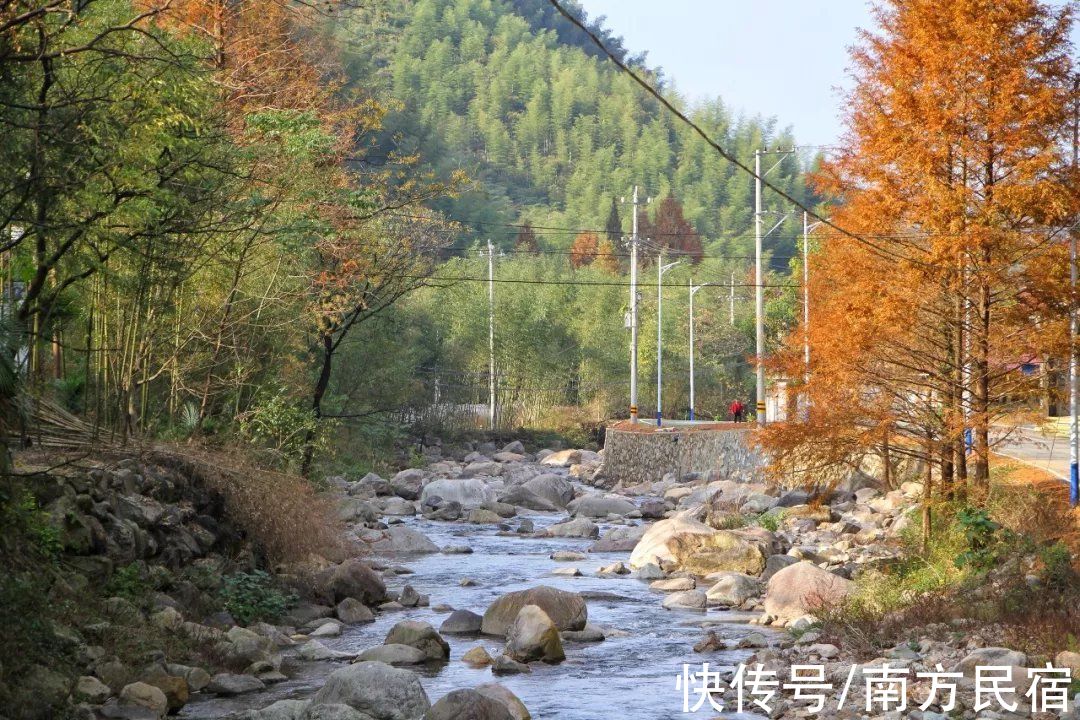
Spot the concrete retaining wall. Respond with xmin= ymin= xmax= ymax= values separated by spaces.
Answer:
xmin=601 ymin=426 xmax=764 ymax=486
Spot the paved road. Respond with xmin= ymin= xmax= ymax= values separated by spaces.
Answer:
xmin=993 ymin=425 xmax=1075 ymax=481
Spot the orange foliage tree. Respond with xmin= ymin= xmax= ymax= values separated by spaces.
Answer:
xmin=759 ymin=0 xmax=1076 ymax=525
xmin=569 ymin=232 xmax=600 ymax=268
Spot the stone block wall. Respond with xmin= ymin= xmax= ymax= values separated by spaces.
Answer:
xmin=601 ymin=427 xmax=764 ymax=486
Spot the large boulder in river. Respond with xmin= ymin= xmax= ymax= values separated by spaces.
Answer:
xmin=420 ymin=479 xmax=495 ymax=510
xmin=390 ymin=469 xmax=425 ymax=501
xmin=325 ymin=559 xmax=387 ymax=606
xmin=368 ymin=526 xmax=439 ymax=554
xmin=569 ymin=495 xmax=636 ymax=518
xmin=440 ymin=609 xmax=483 ymax=634
xmin=497 ymin=486 xmax=558 ymax=512
xmin=423 ymin=690 xmax=512 ymax=720
xmin=309 ymin=662 xmax=430 ymax=720
xmin=481 ymin=586 xmax=587 ymax=636
xmin=384 ymin=621 xmax=450 ymax=661
xmin=475 ymin=685 xmax=530 ymax=720
xmin=705 ymin=573 xmax=763 ymax=607
xmin=628 ymin=511 xmax=769 ymax=575
xmin=763 ymin=561 xmax=854 ymax=624
xmin=521 ymin=475 xmax=574 ymax=508
xmin=504 ymin=605 xmax=564 ymax=664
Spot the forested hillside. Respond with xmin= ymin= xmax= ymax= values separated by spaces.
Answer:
xmin=343 ymin=0 xmax=816 ymax=263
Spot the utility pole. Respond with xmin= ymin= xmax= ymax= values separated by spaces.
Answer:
xmin=627 ymin=186 xmax=642 ymax=422
xmin=803 ymin=212 xmax=811 ymax=385
xmin=689 ymin=280 xmax=706 ymax=421
xmin=481 ymin=240 xmax=497 ymax=429
xmin=1070 ymin=74 xmax=1079 ymax=505
xmin=729 ymin=271 xmax=735 ymax=326
xmin=754 ymin=149 xmax=765 ymax=424
xmin=657 ymin=255 xmax=680 ymax=426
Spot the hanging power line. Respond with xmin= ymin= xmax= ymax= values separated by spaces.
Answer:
xmin=409 ymin=274 xmax=800 ymax=288
xmin=544 ymin=0 xmax=924 ymax=267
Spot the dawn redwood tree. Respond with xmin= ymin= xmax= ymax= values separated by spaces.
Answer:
xmin=569 ymin=232 xmax=599 ymax=268
xmin=515 ymin=222 xmax=539 ymax=253
xmin=760 ymin=0 xmax=1076 ymax=509
xmin=652 ymin=195 xmax=703 ymax=264
xmin=594 ymin=237 xmax=622 ymax=275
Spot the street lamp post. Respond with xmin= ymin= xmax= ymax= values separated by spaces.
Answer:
xmin=657 ymin=257 xmax=681 ymax=426
xmin=689 ymin=280 xmax=707 ymax=421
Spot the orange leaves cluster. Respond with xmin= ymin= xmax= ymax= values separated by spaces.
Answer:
xmin=760 ymin=0 xmax=1077 ymax=488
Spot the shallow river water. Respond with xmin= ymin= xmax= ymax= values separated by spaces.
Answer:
xmin=181 ymin=510 xmax=773 ymax=720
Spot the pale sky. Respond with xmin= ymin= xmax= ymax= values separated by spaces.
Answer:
xmin=580 ymin=0 xmax=1079 ymax=145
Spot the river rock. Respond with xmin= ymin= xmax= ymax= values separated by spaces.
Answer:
xmin=629 ymin=512 xmax=768 ymax=575
xmin=543 ymin=517 xmax=598 ymax=539
xmin=763 ymin=561 xmax=854 ymax=624
xmin=381 ymin=498 xmax=416 ymax=517
xmin=497 ymin=486 xmax=558 ymax=512
xmin=504 ymin=605 xmax=564 ymax=663
xmin=421 ymin=479 xmax=495 ymax=510
xmin=760 ymin=554 xmax=800 ymax=582
xmin=462 ymin=646 xmax=494 ymax=667
xmin=119 ymin=682 xmax=167 ymax=717
xmin=705 ymin=573 xmax=762 ymax=606
xmin=490 ymin=655 xmax=531 ymax=675
xmin=467 ymin=508 xmax=503 ymax=524
xmin=384 ymin=621 xmax=450 ymax=661
xmin=589 ymin=525 xmax=647 ymax=553
xmin=481 ymin=586 xmax=587 ymax=636
xmin=539 ymin=450 xmax=581 ymax=468
xmin=475 ymin=684 xmax=530 ymax=720
xmin=308 ymin=662 xmax=430 ymax=720
xmin=298 ymin=640 xmax=351 ymax=661
xmin=440 ymin=610 xmax=483 ymax=634
xmin=522 ymin=475 xmax=575 ymax=508
xmin=304 ymin=704 xmax=374 ymax=720
xmin=561 ymin=624 xmax=605 ymax=643
xmin=76 ymin=676 xmax=112 ymax=704
xmin=325 ymin=560 xmax=387 ymax=606
xmin=337 ymin=598 xmax=376 ymax=624
xmin=462 ymin=461 xmax=503 ymax=478
xmin=206 ymin=673 xmax=265 ymax=696
xmin=390 ymin=470 xmax=425 ymax=501
xmin=953 ymin=647 xmax=1027 ymax=675
xmin=661 ymin=590 xmax=708 ymax=610
xmin=370 ymin=526 xmax=439 ymax=554
xmin=650 ymin=577 xmax=695 ymax=592
xmin=356 ymin=644 xmax=428 ymax=666
xmin=243 ymin=699 xmax=310 ymax=720
xmin=423 ymin=690 xmax=513 ymax=720
xmin=569 ymin=495 xmax=636 ymax=518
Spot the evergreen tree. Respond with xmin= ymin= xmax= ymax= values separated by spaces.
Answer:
xmin=605 ymin=198 xmax=622 ymax=243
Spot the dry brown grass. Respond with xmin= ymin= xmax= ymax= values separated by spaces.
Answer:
xmin=145 ymin=444 xmax=349 ymax=566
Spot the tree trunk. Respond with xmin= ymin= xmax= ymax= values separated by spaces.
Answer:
xmin=972 ymin=274 xmax=991 ymax=488
xmin=300 ymin=332 xmax=334 ymax=477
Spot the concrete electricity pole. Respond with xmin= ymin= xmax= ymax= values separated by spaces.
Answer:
xmin=689 ymin=280 xmax=707 ymax=421
xmin=729 ymin=271 xmax=735 ymax=326
xmin=481 ymin=240 xmax=497 ymax=429
xmin=754 ymin=149 xmax=765 ymax=424
xmin=1070 ymin=74 xmax=1079 ymax=505
xmin=627 ymin=186 xmax=643 ymax=422
xmin=656 ymin=255 xmax=681 ymax=426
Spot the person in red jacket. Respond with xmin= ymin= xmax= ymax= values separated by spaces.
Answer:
xmin=729 ymin=399 xmax=745 ymax=423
